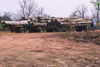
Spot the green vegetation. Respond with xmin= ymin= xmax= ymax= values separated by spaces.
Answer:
xmin=91 ymin=0 xmax=100 ymax=22
xmin=0 ymin=23 xmax=4 ymax=31
xmin=0 ymin=23 xmax=4 ymax=28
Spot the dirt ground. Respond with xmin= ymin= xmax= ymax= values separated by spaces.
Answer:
xmin=0 ymin=31 xmax=100 ymax=67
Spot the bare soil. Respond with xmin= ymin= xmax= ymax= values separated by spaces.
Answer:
xmin=0 ymin=31 xmax=100 ymax=67
xmin=71 ymin=30 xmax=100 ymax=45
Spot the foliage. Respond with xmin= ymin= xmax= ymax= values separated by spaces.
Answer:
xmin=91 ymin=0 xmax=100 ymax=22
xmin=0 ymin=23 xmax=4 ymax=29
xmin=70 ymin=11 xmax=77 ymax=17
xmin=91 ymin=0 xmax=100 ymax=7
xmin=1 ymin=12 xmax=12 ymax=21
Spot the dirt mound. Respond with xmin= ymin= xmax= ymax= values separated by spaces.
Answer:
xmin=72 ymin=30 xmax=100 ymax=45
xmin=57 ymin=30 xmax=100 ymax=45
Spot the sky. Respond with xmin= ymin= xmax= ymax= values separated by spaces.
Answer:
xmin=0 ymin=0 xmax=93 ymax=17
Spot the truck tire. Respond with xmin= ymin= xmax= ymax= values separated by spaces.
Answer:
xmin=38 ymin=27 xmax=44 ymax=33
xmin=20 ymin=28 xmax=24 ymax=33
xmin=43 ymin=27 xmax=47 ymax=33
xmin=24 ymin=28 xmax=28 ymax=33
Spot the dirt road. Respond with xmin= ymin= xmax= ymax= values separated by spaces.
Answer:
xmin=0 ymin=32 xmax=100 ymax=67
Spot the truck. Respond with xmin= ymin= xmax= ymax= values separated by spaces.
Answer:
xmin=2 ymin=17 xmax=96 ymax=33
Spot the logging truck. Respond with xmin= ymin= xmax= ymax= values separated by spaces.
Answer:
xmin=2 ymin=17 xmax=97 ymax=33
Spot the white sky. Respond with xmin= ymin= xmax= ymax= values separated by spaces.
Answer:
xmin=0 ymin=0 xmax=94 ymax=17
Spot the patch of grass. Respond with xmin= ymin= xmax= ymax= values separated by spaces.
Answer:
xmin=58 ymin=32 xmax=75 ymax=38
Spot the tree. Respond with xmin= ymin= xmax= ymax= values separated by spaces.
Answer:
xmin=19 ymin=0 xmax=37 ymax=18
xmin=14 ymin=0 xmax=49 ymax=20
xmin=76 ymin=5 xmax=87 ymax=18
xmin=32 ymin=7 xmax=50 ymax=17
xmin=37 ymin=7 xmax=44 ymax=17
xmin=91 ymin=0 xmax=100 ymax=22
xmin=70 ymin=4 xmax=88 ymax=18
xmin=10 ymin=12 xmax=22 ymax=20
xmin=70 ymin=11 xmax=77 ymax=17
xmin=42 ymin=14 xmax=50 ymax=17
xmin=2 ymin=12 xmax=12 ymax=21
xmin=0 ymin=11 xmax=2 ymax=16
xmin=91 ymin=9 xmax=97 ymax=20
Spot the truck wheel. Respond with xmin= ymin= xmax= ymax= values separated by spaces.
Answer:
xmin=38 ymin=27 xmax=44 ymax=33
xmin=20 ymin=28 xmax=24 ymax=33
xmin=24 ymin=28 xmax=28 ymax=33
xmin=43 ymin=28 xmax=47 ymax=33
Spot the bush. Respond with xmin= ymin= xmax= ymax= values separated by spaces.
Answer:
xmin=0 ymin=23 xmax=4 ymax=28
xmin=0 ymin=23 xmax=4 ymax=31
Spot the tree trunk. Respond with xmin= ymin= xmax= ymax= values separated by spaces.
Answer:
xmin=97 ymin=5 xmax=99 ymax=22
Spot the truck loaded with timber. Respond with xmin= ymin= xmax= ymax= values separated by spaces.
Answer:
xmin=2 ymin=17 xmax=97 ymax=33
